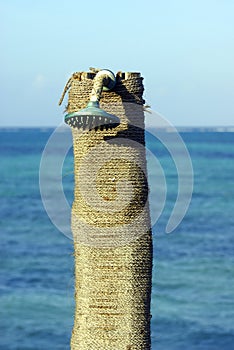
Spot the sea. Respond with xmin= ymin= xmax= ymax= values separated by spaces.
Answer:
xmin=0 ymin=127 xmax=234 ymax=350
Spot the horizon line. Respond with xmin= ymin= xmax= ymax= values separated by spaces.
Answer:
xmin=1 ymin=125 xmax=234 ymax=131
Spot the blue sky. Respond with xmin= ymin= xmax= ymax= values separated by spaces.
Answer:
xmin=1 ymin=0 xmax=234 ymax=127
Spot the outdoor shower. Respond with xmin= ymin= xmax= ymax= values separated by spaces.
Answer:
xmin=64 ymin=69 xmax=120 ymax=130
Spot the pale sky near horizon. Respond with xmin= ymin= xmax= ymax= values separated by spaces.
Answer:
xmin=1 ymin=0 xmax=234 ymax=127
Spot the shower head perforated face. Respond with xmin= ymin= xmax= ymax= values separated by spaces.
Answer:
xmin=64 ymin=101 xmax=120 ymax=131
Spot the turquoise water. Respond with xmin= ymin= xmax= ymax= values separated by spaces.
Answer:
xmin=0 ymin=128 xmax=234 ymax=349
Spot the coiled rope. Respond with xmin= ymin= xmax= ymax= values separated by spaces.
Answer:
xmin=60 ymin=69 xmax=152 ymax=350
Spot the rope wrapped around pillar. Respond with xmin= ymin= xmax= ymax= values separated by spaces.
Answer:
xmin=60 ymin=70 xmax=152 ymax=350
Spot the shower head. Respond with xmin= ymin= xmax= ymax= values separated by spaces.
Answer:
xmin=64 ymin=69 xmax=120 ymax=131
xmin=64 ymin=101 xmax=120 ymax=131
